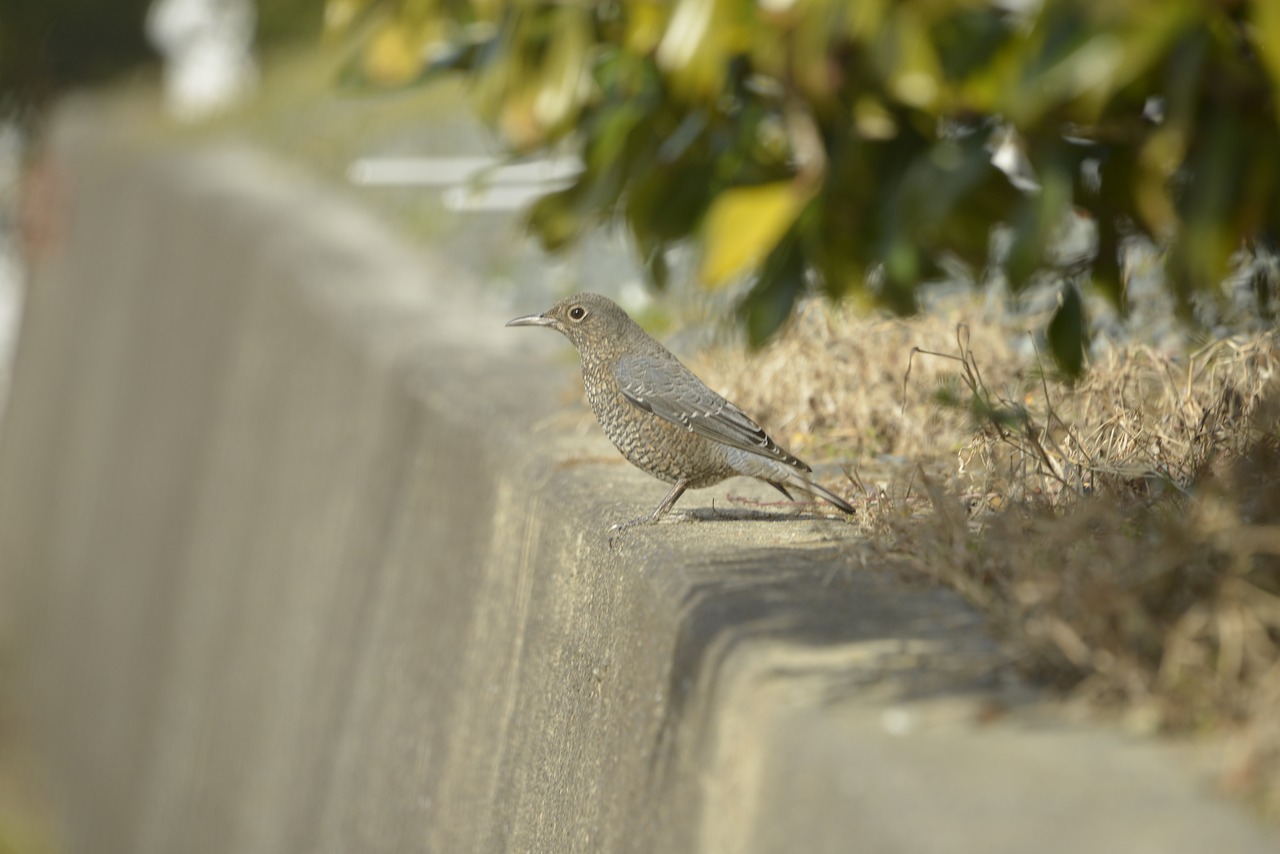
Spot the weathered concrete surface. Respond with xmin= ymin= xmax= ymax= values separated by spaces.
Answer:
xmin=0 ymin=101 xmax=1275 ymax=853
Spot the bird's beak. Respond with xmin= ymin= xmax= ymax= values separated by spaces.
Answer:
xmin=506 ymin=312 xmax=558 ymax=329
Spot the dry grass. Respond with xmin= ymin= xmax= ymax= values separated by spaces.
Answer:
xmin=699 ymin=297 xmax=1280 ymax=818
xmin=698 ymin=300 xmax=1023 ymax=465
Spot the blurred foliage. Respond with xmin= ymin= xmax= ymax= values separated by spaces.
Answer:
xmin=0 ymin=0 xmax=156 ymax=112
xmin=259 ymin=0 xmax=327 ymax=44
xmin=342 ymin=0 xmax=1279 ymax=373
xmin=0 ymin=0 xmax=323 ymax=117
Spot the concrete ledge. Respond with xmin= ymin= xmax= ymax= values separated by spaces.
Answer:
xmin=0 ymin=101 xmax=1274 ymax=853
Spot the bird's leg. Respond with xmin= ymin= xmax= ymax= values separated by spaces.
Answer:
xmin=609 ymin=480 xmax=688 ymax=543
xmin=648 ymin=481 xmax=688 ymax=522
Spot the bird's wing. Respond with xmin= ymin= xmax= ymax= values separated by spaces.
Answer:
xmin=614 ymin=354 xmax=810 ymax=472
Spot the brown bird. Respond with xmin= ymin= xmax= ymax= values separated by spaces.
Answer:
xmin=507 ymin=293 xmax=856 ymax=529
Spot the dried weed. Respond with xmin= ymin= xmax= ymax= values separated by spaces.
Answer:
xmin=699 ymin=298 xmax=1280 ymax=817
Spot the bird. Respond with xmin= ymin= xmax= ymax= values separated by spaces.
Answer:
xmin=506 ymin=293 xmax=856 ymax=529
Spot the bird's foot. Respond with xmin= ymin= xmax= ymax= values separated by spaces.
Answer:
xmin=607 ymin=514 xmax=654 ymax=548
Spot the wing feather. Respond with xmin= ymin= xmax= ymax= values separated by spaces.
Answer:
xmin=615 ymin=354 xmax=810 ymax=472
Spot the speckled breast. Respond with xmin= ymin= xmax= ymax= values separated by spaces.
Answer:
xmin=583 ymin=373 xmax=736 ymax=489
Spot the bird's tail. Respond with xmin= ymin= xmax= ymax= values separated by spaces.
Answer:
xmin=776 ymin=472 xmax=856 ymax=515
xmin=807 ymin=479 xmax=857 ymax=515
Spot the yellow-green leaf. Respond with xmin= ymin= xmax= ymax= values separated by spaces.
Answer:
xmin=625 ymin=0 xmax=668 ymax=55
xmin=1135 ymin=126 xmax=1184 ymax=238
xmin=656 ymin=0 xmax=746 ymax=99
xmin=532 ymin=8 xmax=591 ymax=133
xmin=324 ymin=0 xmax=373 ymax=36
xmin=361 ymin=18 xmax=434 ymax=87
xmin=699 ymin=182 xmax=810 ymax=287
xmin=884 ymin=6 xmax=943 ymax=110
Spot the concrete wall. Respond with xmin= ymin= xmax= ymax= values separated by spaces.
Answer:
xmin=0 ymin=103 xmax=1274 ymax=854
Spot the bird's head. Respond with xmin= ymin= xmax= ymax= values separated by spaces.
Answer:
xmin=505 ymin=292 xmax=635 ymax=354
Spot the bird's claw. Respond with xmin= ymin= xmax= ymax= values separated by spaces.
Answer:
xmin=607 ymin=514 xmax=655 ymax=549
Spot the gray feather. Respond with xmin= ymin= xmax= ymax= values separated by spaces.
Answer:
xmin=615 ymin=355 xmax=810 ymax=472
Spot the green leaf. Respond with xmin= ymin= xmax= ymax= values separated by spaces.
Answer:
xmin=1047 ymin=282 xmax=1087 ymax=379
xmin=524 ymin=184 xmax=584 ymax=252
xmin=625 ymin=159 xmax=715 ymax=243
xmin=741 ymin=232 xmax=805 ymax=347
xmin=633 ymin=233 xmax=671 ymax=291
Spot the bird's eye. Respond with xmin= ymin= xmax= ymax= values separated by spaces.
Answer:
xmin=568 ymin=305 xmax=588 ymax=322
